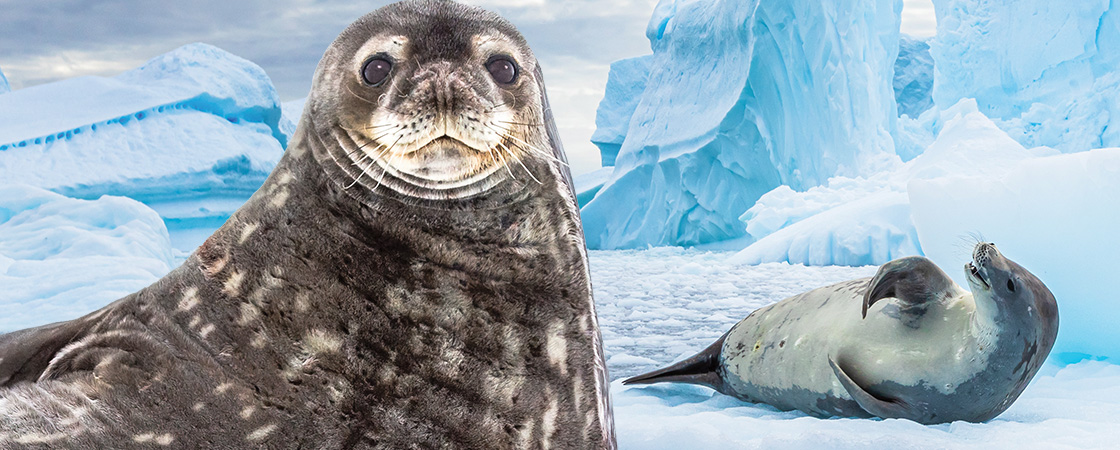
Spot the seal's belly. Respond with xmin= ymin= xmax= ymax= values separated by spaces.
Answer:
xmin=718 ymin=279 xmax=982 ymax=417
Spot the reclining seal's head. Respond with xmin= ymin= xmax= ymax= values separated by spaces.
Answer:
xmin=966 ymin=242 xmax=1058 ymax=333
xmin=308 ymin=0 xmax=558 ymax=202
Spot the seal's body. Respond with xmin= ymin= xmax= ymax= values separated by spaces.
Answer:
xmin=625 ymin=243 xmax=1058 ymax=424
xmin=0 ymin=1 xmax=615 ymax=448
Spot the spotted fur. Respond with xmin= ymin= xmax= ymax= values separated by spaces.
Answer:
xmin=0 ymin=1 xmax=614 ymax=448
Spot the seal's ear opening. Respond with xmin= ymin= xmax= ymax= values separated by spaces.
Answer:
xmin=533 ymin=64 xmax=577 ymax=200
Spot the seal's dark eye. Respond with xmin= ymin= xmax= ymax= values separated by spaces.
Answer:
xmin=1007 ymin=279 xmax=1015 ymax=292
xmin=362 ymin=57 xmax=393 ymax=86
xmin=487 ymin=57 xmax=518 ymax=85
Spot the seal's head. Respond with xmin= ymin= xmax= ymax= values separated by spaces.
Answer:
xmin=306 ymin=0 xmax=561 ymax=202
xmin=965 ymin=242 xmax=1058 ymax=340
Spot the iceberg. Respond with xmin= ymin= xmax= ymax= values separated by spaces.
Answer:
xmin=590 ymin=55 xmax=654 ymax=168
xmin=581 ymin=0 xmax=903 ymax=249
xmin=0 ymin=43 xmax=286 ymax=252
xmin=910 ymin=147 xmax=1120 ymax=362
xmin=931 ymin=0 xmax=1120 ymax=152
xmin=730 ymin=99 xmax=1052 ymax=266
xmin=0 ymin=185 xmax=173 ymax=332
xmin=0 ymin=66 xmax=9 ymax=94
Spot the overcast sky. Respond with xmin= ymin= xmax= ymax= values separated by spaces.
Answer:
xmin=0 ymin=0 xmax=936 ymax=176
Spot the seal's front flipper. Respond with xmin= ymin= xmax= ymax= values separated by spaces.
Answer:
xmin=862 ymin=256 xmax=957 ymax=320
xmin=829 ymin=357 xmax=930 ymax=423
xmin=0 ymin=319 xmax=88 ymax=386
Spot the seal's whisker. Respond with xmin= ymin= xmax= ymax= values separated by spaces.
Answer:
xmin=496 ymin=120 xmax=545 ymax=127
xmin=371 ymin=135 xmax=406 ymax=193
xmin=500 ymin=141 xmax=542 ymax=185
xmin=505 ymin=135 xmax=570 ymax=167
xmin=491 ymin=144 xmax=518 ymax=180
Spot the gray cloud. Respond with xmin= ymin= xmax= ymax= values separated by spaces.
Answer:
xmin=0 ymin=0 xmax=658 ymax=175
xmin=0 ymin=0 xmax=935 ymax=176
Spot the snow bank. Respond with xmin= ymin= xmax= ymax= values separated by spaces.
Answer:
xmin=580 ymin=0 xmax=903 ymax=249
xmin=894 ymin=35 xmax=934 ymax=119
xmin=614 ymin=361 xmax=1120 ymax=449
xmin=0 ymin=185 xmax=173 ymax=332
xmin=0 ymin=66 xmax=9 ymax=94
xmin=731 ymin=99 xmax=1047 ymax=267
xmin=0 ymin=43 xmax=286 ymax=252
xmin=931 ymin=0 xmax=1120 ymax=152
xmin=910 ymin=148 xmax=1120 ymax=362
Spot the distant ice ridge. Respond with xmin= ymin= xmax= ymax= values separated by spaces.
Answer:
xmin=0 ymin=43 xmax=286 ymax=252
xmin=0 ymin=66 xmax=9 ymax=94
xmin=931 ymin=0 xmax=1120 ymax=152
xmin=893 ymin=35 xmax=934 ymax=120
xmin=580 ymin=0 xmax=903 ymax=249
xmin=0 ymin=185 xmax=173 ymax=332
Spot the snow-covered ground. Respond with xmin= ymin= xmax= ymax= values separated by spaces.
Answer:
xmin=594 ymin=249 xmax=1120 ymax=449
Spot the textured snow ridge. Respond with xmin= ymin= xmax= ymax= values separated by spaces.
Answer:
xmin=0 ymin=43 xmax=287 ymax=252
xmin=0 ymin=185 xmax=173 ymax=332
xmin=581 ymin=0 xmax=903 ymax=250
xmin=931 ymin=0 xmax=1120 ymax=152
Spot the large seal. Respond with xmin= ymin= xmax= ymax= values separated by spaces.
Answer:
xmin=625 ymin=243 xmax=1058 ymax=424
xmin=0 ymin=1 xmax=615 ymax=448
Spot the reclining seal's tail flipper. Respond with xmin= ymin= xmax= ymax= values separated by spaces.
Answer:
xmin=863 ymin=256 xmax=957 ymax=320
xmin=828 ymin=357 xmax=932 ymax=423
xmin=622 ymin=333 xmax=727 ymax=393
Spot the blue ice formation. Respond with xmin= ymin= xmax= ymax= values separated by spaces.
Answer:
xmin=894 ymin=36 xmax=934 ymax=119
xmin=0 ymin=184 xmax=173 ymax=332
xmin=0 ymin=66 xmax=9 ymax=94
xmin=581 ymin=0 xmax=903 ymax=249
xmin=931 ymin=0 xmax=1120 ymax=152
xmin=590 ymin=56 xmax=653 ymax=168
xmin=0 ymin=43 xmax=286 ymax=251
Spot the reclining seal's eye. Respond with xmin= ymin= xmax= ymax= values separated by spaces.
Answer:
xmin=362 ymin=57 xmax=393 ymax=86
xmin=487 ymin=56 xmax=518 ymax=84
xmin=1007 ymin=279 xmax=1015 ymax=292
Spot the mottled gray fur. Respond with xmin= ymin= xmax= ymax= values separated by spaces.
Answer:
xmin=0 ymin=1 xmax=615 ymax=448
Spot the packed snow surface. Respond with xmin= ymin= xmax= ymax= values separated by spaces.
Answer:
xmin=581 ymin=0 xmax=902 ymax=249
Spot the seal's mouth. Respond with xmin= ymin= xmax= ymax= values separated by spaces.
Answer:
xmin=966 ymin=261 xmax=990 ymax=290
xmin=965 ymin=242 xmax=995 ymax=290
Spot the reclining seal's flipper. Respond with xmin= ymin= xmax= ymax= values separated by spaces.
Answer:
xmin=0 ymin=319 xmax=89 ymax=386
xmin=862 ymin=256 xmax=957 ymax=320
xmin=829 ymin=357 xmax=930 ymax=423
xmin=623 ymin=333 xmax=727 ymax=393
